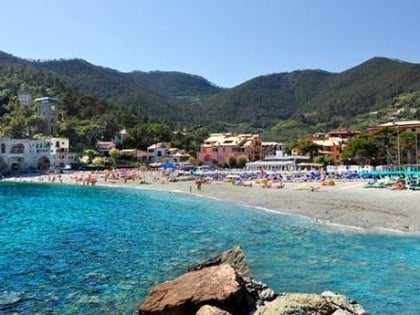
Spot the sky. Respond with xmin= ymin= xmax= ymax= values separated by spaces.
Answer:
xmin=2 ymin=0 xmax=420 ymax=87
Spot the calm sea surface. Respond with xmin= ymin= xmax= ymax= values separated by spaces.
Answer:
xmin=0 ymin=181 xmax=419 ymax=314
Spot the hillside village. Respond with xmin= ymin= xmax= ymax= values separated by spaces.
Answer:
xmin=1 ymin=52 xmax=420 ymax=176
xmin=1 ymin=90 xmax=419 ymax=176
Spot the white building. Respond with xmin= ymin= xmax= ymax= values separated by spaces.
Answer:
xmin=113 ymin=129 xmax=128 ymax=145
xmin=246 ymin=150 xmax=310 ymax=172
xmin=147 ymin=142 xmax=190 ymax=163
xmin=147 ymin=142 xmax=170 ymax=162
xmin=0 ymin=137 xmax=77 ymax=171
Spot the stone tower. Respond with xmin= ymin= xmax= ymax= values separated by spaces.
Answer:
xmin=35 ymin=97 xmax=59 ymax=136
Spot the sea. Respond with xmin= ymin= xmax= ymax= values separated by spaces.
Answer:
xmin=0 ymin=181 xmax=419 ymax=314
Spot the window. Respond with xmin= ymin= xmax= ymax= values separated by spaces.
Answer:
xmin=1 ymin=143 xmax=5 ymax=153
xmin=10 ymin=144 xmax=24 ymax=154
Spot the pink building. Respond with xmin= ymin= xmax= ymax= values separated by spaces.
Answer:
xmin=197 ymin=133 xmax=262 ymax=166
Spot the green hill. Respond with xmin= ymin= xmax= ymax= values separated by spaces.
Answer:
xmin=1 ymin=50 xmax=420 ymax=144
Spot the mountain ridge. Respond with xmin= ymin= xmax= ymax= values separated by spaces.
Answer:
xmin=1 ymin=50 xmax=420 ymax=142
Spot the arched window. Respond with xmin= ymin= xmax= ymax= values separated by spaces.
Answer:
xmin=1 ymin=143 xmax=5 ymax=154
xmin=10 ymin=144 xmax=24 ymax=154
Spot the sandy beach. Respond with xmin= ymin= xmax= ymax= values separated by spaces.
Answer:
xmin=4 ymin=171 xmax=420 ymax=234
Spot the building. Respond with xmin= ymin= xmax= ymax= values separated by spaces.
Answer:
xmin=326 ymin=128 xmax=360 ymax=140
xmin=312 ymin=138 xmax=343 ymax=163
xmin=197 ymin=133 xmax=262 ymax=165
xmin=147 ymin=142 xmax=190 ymax=163
xmin=261 ymin=142 xmax=286 ymax=159
xmin=119 ymin=149 xmax=148 ymax=162
xmin=35 ymin=97 xmax=59 ymax=136
xmin=367 ymin=120 xmax=420 ymax=133
xmin=246 ymin=150 xmax=310 ymax=172
xmin=17 ymin=89 xmax=32 ymax=105
xmin=147 ymin=142 xmax=170 ymax=163
xmin=96 ymin=141 xmax=116 ymax=155
xmin=48 ymin=137 xmax=76 ymax=169
xmin=297 ymin=128 xmax=361 ymax=164
xmin=113 ymin=129 xmax=128 ymax=145
xmin=167 ymin=148 xmax=190 ymax=163
xmin=0 ymin=137 xmax=77 ymax=171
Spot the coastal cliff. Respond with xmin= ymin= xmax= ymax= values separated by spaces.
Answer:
xmin=137 ymin=246 xmax=368 ymax=315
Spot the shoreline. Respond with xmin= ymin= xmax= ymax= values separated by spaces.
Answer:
xmin=3 ymin=171 xmax=420 ymax=235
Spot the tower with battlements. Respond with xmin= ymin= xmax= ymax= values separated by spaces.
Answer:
xmin=35 ymin=97 xmax=59 ymax=136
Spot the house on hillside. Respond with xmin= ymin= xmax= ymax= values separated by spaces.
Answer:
xmin=96 ymin=141 xmax=116 ymax=156
xmin=367 ymin=120 xmax=420 ymax=133
xmin=292 ymin=128 xmax=360 ymax=164
xmin=18 ymin=89 xmax=32 ymax=105
xmin=119 ymin=149 xmax=148 ymax=162
xmin=113 ymin=129 xmax=128 ymax=145
xmin=197 ymin=133 xmax=262 ymax=166
xmin=312 ymin=138 xmax=343 ymax=163
xmin=147 ymin=142 xmax=190 ymax=163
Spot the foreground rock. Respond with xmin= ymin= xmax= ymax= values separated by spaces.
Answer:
xmin=138 ymin=264 xmax=254 ymax=315
xmin=188 ymin=245 xmax=252 ymax=278
xmin=138 ymin=246 xmax=368 ymax=315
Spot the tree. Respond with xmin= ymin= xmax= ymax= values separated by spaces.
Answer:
xmin=109 ymin=148 xmax=119 ymax=166
xmin=294 ymin=138 xmax=320 ymax=159
xmin=340 ymin=136 xmax=376 ymax=165
xmin=398 ymin=130 xmax=416 ymax=164
xmin=237 ymin=155 xmax=248 ymax=168
xmin=83 ymin=149 xmax=99 ymax=163
xmin=226 ymin=155 xmax=237 ymax=168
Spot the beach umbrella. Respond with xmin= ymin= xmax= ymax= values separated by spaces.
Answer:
xmin=162 ymin=162 xmax=176 ymax=170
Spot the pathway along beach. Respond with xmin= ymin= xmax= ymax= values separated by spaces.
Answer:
xmin=4 ymin=171 xmax=420 ymax=234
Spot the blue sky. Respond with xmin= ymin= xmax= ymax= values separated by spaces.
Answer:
xmin=2 ymin=0 xmax=420 ymax=87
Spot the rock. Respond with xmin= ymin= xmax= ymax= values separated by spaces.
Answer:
xmin=321 ymin=291 xmax=369 ymax=315
xmin=196 ymin=305 xmax=232 ymax=315
xmin=243 ymin=278 xmax=277 ymax=307
xmin=137 ymin=246 xmax=368 ymax=315
xmin=0 ymin=291 xmax=23 ymax=311
xmin=254 ymin=293 xmax=335 ymax=315
xmin=188 ymin=245 xmax=252 ymax=277
xmin=259 ymin=288 xmax=276 ymax=302
xmin=138 ymin=264 xmax=255 ymax=315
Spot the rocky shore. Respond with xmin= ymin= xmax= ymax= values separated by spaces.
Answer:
xmin=138 ymin=246 xmax=368 ymax=315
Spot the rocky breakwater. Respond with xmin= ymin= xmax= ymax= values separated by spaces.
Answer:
xmin=137 ymin=246 xmax=368 ymax=315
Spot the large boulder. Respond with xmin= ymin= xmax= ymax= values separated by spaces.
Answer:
xmin=137 ymin=246 xmax=368 ymax=315
xmin=138 ymin=264 xmax=255 ymax=315
xmin=321 ymin=291 xmax=369 ymax=315
xmin=187 ymin=246 xmax=276 ymax=307
xmin=254 ymin=293 xmax=335 ymax=315
xmin=188 ymin=245 xmax=252 ymax=278
xmin=254 ymin=292 xmax=369 ymax=315
xmin=196 ymin=305 xmax=233 ymax=315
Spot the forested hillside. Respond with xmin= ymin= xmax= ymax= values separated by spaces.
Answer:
xmin=1 ymin=50 xmax=420 ymax=146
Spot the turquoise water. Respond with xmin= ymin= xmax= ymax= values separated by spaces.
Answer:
xmin=0 ymin=182 xmax=419 ymax=314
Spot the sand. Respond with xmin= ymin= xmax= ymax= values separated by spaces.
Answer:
xmin=4 ymin=172 xmax=420 ymax=234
